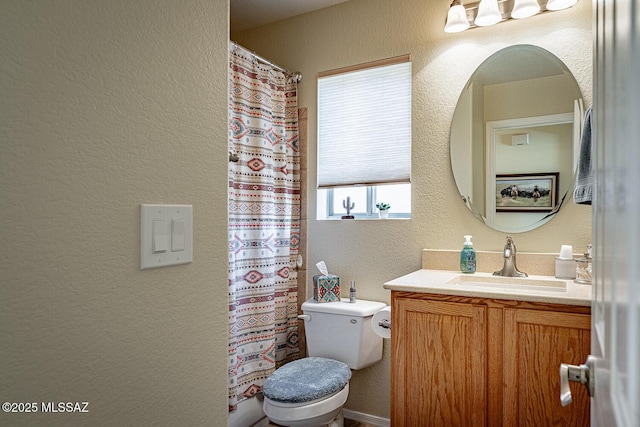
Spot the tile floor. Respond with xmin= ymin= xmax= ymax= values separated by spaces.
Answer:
xmin=344 ymin=420 xmax=374 ymax=427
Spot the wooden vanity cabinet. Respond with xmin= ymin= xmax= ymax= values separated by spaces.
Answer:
xmin=502 ymin=308 xmax=591 ymax=426
xmin=391 ymin=291 xmax=591 ymax=427
xmin=391 ymin=296 xmax=487 ymax=426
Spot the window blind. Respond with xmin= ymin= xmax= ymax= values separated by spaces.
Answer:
xmin=317 ymin=58 xmax=412 ymax=188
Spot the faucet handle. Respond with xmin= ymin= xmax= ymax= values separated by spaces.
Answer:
xmin=506 ymin=235 xmax=516 ymax=251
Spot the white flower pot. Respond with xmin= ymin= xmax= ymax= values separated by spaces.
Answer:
xmin=378 ymin=210 xmax=389 ymax=219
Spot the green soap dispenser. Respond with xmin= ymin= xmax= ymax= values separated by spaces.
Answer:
xmin=460 ymin=235 xmax=476 ymax=273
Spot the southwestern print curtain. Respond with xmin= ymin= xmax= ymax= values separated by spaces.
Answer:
xmin=227 ymin=45 xmax=300 ymax=411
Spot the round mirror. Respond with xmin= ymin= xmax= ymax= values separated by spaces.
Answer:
xmin=450 ymin=44 xmax=583 ymax=233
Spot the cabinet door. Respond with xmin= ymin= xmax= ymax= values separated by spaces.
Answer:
xmin=392 ymin=297 xmax=486 ymax=427
xmin=503 ymin=309 xmax=591 ymax=426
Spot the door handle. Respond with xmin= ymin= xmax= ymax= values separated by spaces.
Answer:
xmin=559 ymin=355 xmax=595 ymax=406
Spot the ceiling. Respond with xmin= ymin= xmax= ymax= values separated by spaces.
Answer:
xmin=231 ymin=0 xmax=351 ymax=33
xmin=474 ymin=46 xmax=567 ymax=86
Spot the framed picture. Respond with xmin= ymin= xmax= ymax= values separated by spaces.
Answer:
xmin=495 ymin=173 xmax=559 ymax=212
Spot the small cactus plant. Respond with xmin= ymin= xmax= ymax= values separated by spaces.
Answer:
xmin=343 ymin=197 xmax=355 ymax=215
xmin=342 ymin=197 xmax=355 ymax=219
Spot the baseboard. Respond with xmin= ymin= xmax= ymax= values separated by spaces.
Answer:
xmin=343 ymin=409 xmax=390 ymax=427
xmin=249 ymin=418 xmax=270 ymax=427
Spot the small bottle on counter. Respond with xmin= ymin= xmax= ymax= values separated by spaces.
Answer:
xmin=575 ymin=244 xmax=592 ymax=284
xmin=460 ymin=235 xmax=476 ymax=274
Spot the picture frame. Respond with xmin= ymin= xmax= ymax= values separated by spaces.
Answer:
xmin=495 ymin=173 xmax=559 ymax=212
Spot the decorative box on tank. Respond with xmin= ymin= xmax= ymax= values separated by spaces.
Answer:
xmin=313 ymin=274 xmax=341 ymax=303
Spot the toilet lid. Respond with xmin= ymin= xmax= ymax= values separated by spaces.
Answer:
xmin=263 ymin=357 xmax=351 ymax=403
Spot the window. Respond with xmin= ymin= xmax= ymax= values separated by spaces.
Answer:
xmin=318 ymin=184 xmax=411 ymax=219
xmin=317 ymin=56 xmax=412 ymax=219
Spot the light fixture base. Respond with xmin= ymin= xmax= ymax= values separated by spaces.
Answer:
xmin=444 ymin=0 xmax=572 ymax=32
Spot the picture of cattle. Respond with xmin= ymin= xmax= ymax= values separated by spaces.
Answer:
xmin=495 ymin=173 xmax=558 ymax=212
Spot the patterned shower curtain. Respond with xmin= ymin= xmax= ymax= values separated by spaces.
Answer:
xmin=227 ymin=44 xmax=300 ymax=411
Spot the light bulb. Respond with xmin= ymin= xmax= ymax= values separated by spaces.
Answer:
xmin=475 ymin=0 xmax=502 ymax=26
xmin=445 ymin=1 xmax=470 ymax=33
xmin=546 ymin=0 xmax=578 ymax=10
xmin=511 ymin=0 xmax=541 ymax=18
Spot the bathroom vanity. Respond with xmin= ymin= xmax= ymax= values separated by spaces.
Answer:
xmin=384 ymin=269 xmax=591 ymax=427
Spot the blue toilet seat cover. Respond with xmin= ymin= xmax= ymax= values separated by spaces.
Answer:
xmin=263 ymin=357 xmax=351 ymax=403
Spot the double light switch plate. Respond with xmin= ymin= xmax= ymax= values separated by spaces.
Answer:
xmin=140 ymin=204 xmax=193 ymax=269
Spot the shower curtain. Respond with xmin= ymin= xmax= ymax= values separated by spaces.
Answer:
xmin=228 ymin=44 xmax=300 ymax=411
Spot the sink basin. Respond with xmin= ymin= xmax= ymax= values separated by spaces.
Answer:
xmin=445 ymin=274 xmax=567 ymax=292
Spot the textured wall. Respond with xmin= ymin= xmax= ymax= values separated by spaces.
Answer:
xmin=235 ymin=0 xmax=592 ymax=419
xmin=0 ymin=1 xmax=229 ymax=426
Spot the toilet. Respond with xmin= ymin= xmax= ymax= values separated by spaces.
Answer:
xmin=263 ymin=298 xmax=387 ymax=427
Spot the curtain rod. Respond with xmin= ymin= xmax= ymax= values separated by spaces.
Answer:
xmin=230 ymin=41 xmax=303 ymax=83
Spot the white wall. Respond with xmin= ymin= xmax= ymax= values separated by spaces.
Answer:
xmin=485 ymin=74 xmax=580 ymax=120
xmin=235 ymin=0 xmax=592 ymax=419
xmin=0 ymin=1 xmax=229 ymax=426
xmin=494 ymin=124 xmax=574 ymax=229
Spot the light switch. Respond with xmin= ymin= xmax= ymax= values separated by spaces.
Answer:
xmin=140 ymin=204 xmax=193 ymax=269
xmin=152 ymin=219 xmax=167 ymax=253
xmin=171 ymin=218 xmax=185 ymax=252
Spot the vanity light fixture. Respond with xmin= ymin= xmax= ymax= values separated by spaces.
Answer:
xmin=444 ymin=0 xmax=578 ymax=32
xmin=444 ymin=0 xmax=471 ymax=33
xmin=545 ymin=0 xmax=578 ymax=10
xmin=475 ymin=0 xmax=502 ymax=26
xmin=511 ymin=0 xmax=541 ymax=18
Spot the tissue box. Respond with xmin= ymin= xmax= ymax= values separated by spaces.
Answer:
xmin=313 ymin=274 xmax=341 ymax=303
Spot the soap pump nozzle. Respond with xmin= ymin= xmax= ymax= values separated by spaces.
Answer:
xmin=464 ymin=235 xmax=473 ymax=247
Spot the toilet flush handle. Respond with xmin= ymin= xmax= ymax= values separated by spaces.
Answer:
xmin=378 ymin=319 xmax=391 ymax=329
xmin=298 ymin=314 xmax=311 ymax=322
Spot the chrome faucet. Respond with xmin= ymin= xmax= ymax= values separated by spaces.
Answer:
xmin=493 ymin=235 xmax=528 ymax=277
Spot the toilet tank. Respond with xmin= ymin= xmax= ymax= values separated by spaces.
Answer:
xmin=301 ymin=298 xmax=387 ymax=369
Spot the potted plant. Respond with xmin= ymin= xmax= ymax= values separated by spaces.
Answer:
xmin=376 ymin=202 xmax=391 ymax=219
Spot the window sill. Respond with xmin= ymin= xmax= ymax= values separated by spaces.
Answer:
xmin=319 ymin=216 xmax=411 ymax=221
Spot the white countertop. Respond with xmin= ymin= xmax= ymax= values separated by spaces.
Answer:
xmin=383 ymin=269 xmax=592 ymax=307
